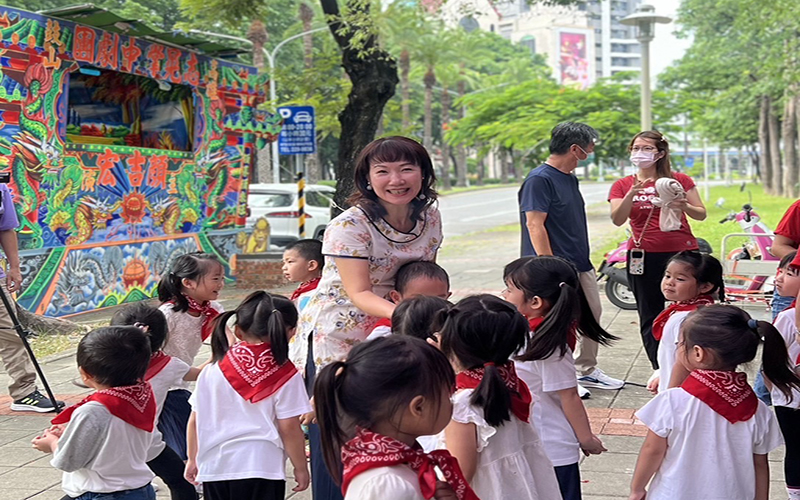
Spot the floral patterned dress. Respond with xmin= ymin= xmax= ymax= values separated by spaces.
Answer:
xmin=289 ymin=205 xmax=443 ymax=371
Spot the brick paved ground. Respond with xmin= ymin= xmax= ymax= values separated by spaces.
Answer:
xmin=0 ymin=211 xmax=786 ymax=500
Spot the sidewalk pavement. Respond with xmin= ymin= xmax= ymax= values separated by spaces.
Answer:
xmin=0 ymin=218 xmax=786 ymax=500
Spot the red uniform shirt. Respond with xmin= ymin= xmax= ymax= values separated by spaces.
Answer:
xmin=775 ymin=199 xmax=800 ymax=243
xmin=608 ymin=172 xmax=699 ymax=253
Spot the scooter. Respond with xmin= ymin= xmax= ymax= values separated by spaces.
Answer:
xmin=598 ymin=237 xmax=713 ymax=311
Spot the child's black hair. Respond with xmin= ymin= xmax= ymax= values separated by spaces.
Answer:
xmin=391 ymin=295 xmax=451 ymax=341
xmin=504 ymin=256 xmax=618 ymax=362
xmin=285 ymin=239 xmax=324 ymax=268
xmin=157 ymin=252 xmax=222 ymax=313
xmin=77 ymin=326 xmax=151 ymax=387
xmin=779 ymin=251 xmax=798 ymax=269
xmin=210 ymin=291 xmax=297 ymax=364
xmin=395 ymin=260 xmax=450 ymax=295
xmin=667 ymin=251 xmax=726 ymax=302
xmin=315 ymin=336 xmax=454 ymax=482
xmin=110 ymin=302 xmax=168 ymax=353
xmin=683 ymin=305 xmax=800 ymax=402
xmin=439 ymin=294 xmax=528 ymax=427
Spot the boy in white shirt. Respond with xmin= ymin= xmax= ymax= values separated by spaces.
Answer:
xmin=32 ymin=326 xmax=156 ymax=500
xmin=283 ymin=239 xmax=323 ymax=312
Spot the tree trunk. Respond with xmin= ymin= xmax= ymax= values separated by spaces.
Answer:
xmin=17 ymin=305 xmax=88 ymax=336
xmin=439 ymin=88 xmax=452 ymax=191
xmin=299 ymin=3 xmax=321 ymax=184
xmin=247 ymin=20 xmax=268 ymax=71
xmin=320 ymin=0 xmax=399 ymax=215
xmin=423 ymin=67 xmax=435 ymax=153
xmin=500 ymin=150 xmax=509 ymax=184
xmin=476 ymin=151 xmax=485 ymax=186
xmin=455 ymin=78 xmax=467 ymax=188
xmin=759 ymin=95 xmax=773 ymax=192
xmin=513 ymin=150 xmax=523 ymax=183
xmin=769 ymin=98 xmax=783 ymax=196
xmin=400 ymin=49 xmax=410 ymax=131
xmin=784 ymin=93 xmax=798 ymax=198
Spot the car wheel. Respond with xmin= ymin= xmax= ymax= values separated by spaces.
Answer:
xmin=314 ymin=226 xmax=326 ymax=241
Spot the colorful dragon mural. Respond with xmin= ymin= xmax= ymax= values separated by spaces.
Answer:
xmin=0 ymin=6 xmax=282 ymax=316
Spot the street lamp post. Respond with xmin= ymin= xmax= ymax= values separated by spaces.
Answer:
xmin=620 ymin=5 xmax=671 ymax=131
xmin=189 ymin=27 xmax=327 ymax=183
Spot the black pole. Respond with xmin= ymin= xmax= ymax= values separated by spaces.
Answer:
xmin=0 ymin=289 xmax=61 ymax=413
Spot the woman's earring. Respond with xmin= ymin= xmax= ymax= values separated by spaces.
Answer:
xmin=366 ymin=183 xmax=373 ymax=191
xmin=417 ymin=192 xmax=426 ymax=200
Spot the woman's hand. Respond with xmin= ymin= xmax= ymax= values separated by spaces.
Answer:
xmin=579 ymin=434 xmax=607 ymax=456
xmin=628 ymin=178 xmax=646 ymax=196
xmin=184 ymin=460 xmax=199 ymax=485
xmin=300 ymin=410 xmax=316 ymax=425
xmin=433 ymin=481 xmax=458 ymax=500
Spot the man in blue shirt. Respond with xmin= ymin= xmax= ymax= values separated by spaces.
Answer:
xmin=519 ymin=122 xmax=624 ymax=392
xmin=0 ymin=184 xmax=63 ymax=412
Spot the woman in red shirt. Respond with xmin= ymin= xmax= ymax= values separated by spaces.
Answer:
xmin=608 ymin=131 xmax=707 ymax=373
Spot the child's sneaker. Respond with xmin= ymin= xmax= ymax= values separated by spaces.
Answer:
xmin=10 ymin=390 xmax=65 ymax=413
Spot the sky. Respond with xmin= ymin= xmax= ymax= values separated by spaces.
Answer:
xmin=649 ymin=0 xmax=692 ymax=79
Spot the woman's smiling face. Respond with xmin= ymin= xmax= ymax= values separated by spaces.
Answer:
xmin=368 ymin=160 xmax=423 ymax=209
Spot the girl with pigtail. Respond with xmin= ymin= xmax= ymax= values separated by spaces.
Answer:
xmin=439 ymin=294 xmax=563 ymax=500
xmin=630 ymin=305 xmax=799 ymax=500
xmin=184 ymin=291 xmax=310 ymax=500
xmin=502 ymin=255 xmax=618 ymax=500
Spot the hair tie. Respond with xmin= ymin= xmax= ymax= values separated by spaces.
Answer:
xmin=484 ymin=361 xmax=495 ymax=368
xmin=133 ymin=322 xmax=149 ymax=333
xmin=559 ymin=282 xmax=567 ymax=288
xmin=747 ymin=319 xmax=759 ymax=331
xmin=272 ymin=309 xmax=279 ymax=314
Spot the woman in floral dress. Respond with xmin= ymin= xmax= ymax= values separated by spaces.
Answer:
xmin=289 ymin=136 xmax=442 ymax=500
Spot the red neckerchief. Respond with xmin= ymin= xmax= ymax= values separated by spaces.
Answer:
xmin=145 ymin=351 xmax=171 ymax=381
xmin=218 ymin=342 xmax=298 ymax=403
xmin=651 ymin=295 xmax=714 ymax=341
xmin=681 ymin=369 xmax=757 ymax=424
xmin=529 ymin=316 xmax=576 ymax=351
xmin=456 ymin=361 xmax=532 ymax=423
xmin=290 ymin=277 xmax=320 ymax=301
xmin=372 ymin=318 xmax=392 ymax=331
xmin=341 ymin=427 xmax=479 ymax=500
xmin=52 ymin=381 xmax=156 ymax=432
xmin=174 ymin=295 xmax=220 ymax=341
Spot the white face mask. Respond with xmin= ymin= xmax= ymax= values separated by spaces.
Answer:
xmin=630 ymin=151 xmax=658 ymax=168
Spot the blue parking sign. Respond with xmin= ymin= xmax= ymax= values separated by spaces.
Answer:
xmin=278 ymin=106 xmax=316 ymax=155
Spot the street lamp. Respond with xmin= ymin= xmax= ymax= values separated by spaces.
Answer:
xmin=189 ymin=27 xmax=328 ymax=183
xmin=620 ymin=4 xmax=671 ymax=131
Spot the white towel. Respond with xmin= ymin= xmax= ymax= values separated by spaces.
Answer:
xmin=651 ymin=178 xmax=685 ymax=232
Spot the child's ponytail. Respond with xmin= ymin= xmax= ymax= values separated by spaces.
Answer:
xmin=471 ymin=362 xmax=513 ymax=427
xmin=210 ymin=310 xmax=236 ymax=362
xmin=753 ymin=319 xmax=800 ymax=402
xmin=440 ymin=294 xmax=528 ymax=427
xmin=314 ymin=359 xmax=348 ymax=483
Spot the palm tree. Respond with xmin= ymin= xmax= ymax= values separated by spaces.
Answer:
xmin=382 ymin=3 xmax=424 ymax=132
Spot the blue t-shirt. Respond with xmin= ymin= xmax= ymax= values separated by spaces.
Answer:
xmin=518 ymin=164 xmax=592 ymax=272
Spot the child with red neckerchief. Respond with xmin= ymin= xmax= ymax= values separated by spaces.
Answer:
xmin=111 ymin=303 xmax=209 ymax=500
xmin=770 ymin=251 xmax=800 ymax=499
xmin=283 ymin=239 xmax=323 ymax=312
xmin=629 ymin=305 xmax=800 ymax=500
xmin=502 ymin=256 xmax=618 ymax=500
xmin=184 ymin=291 xmax=310 ymax=500
xmin=366 ymin=260 xmax=451 ymax=341
xmin=314 ymin=335 xmax=474 ymax=500
xmin=438 ymin=294 xmax=563 ymax=500
xmin=32 ymin=327 xmax=157 ymax=500
xmin=156 ymin=253 xmax=226 ymax=460
xmin=648 ymin=251 xmax=723 ymax=395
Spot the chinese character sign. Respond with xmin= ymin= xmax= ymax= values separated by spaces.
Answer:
xmin=277 ymin=106 xmax=316 ymax=155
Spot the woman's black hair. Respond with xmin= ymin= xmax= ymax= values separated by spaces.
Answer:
xmin=391 ymin=296 xmax=451 ymax=341
xmin=505 ymin=256 xmax=618 ymax=362
xmin=439 ymin=294 xmax=528 ymax=427
xmin=667 ymin=251 xmax=726 ymax=302
xmin=347 ymin=136 xmax=438 ymax=223
xmin=157 ymin=252 xmax=222 ymax=312
xmin=683 ymin=305 xmax=800 ymax=402
xmin=779 ymin=251 xmax=798 ymax=269
xmin=77 ymin=326 xmax=151 ymax=387
xmin=210 ymin=291 xmax=298 ymax=364
xmin=110 ymin=302 xmax=169 ymax=353
xmin=314 ymin=336 xmax=454 ymax=482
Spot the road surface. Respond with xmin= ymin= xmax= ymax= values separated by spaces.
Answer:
xmin=439 ymin=182 xmax=613 ymax=237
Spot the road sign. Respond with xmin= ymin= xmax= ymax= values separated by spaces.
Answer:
xmin=278 ymin=106 xmax=316 ymax=155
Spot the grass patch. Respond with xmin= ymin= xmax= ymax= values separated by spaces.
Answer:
xmin=29 ymin=333 xmax=81 ymax=359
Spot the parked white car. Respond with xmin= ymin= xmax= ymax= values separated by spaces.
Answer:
xmin=246 ymin=183 xmax=335 ymax=247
